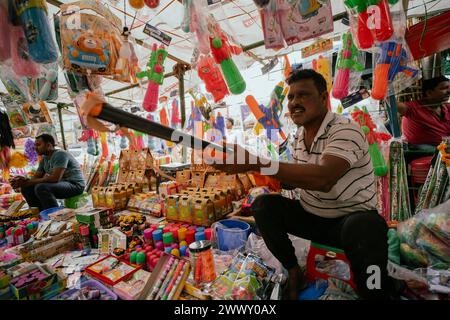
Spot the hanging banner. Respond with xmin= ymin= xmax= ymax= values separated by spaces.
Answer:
xmin=301 ymin=39 xmax=334 ymax=59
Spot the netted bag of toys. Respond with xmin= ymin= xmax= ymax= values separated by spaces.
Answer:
xmin=207 ymin=253 xmax=275 ymax=300
xmin=396 ymin=208 xmax=450 ymax=269
xmin=58 ymin=0 xmax=137 ymax=83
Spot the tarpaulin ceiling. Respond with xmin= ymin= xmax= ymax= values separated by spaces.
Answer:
xmin=1 ymin=0 xmax=449 ymax=109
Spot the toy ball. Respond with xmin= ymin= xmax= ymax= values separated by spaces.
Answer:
xmin=242 ymin=186 xmax=271 ymax=213
xmin=129 ymin=0 xmax=145 ymax=9
xmin=145 ymin=0 xmax=159 ymax=8
xmin=171 ymin=249 xmax=180 ymax=257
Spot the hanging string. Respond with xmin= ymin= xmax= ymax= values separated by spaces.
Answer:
xmin=124 ymin=0 xmax=127 ymax=28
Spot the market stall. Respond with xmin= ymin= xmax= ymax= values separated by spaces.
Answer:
xmin=0 ymin=0 xmax=449 ymax=301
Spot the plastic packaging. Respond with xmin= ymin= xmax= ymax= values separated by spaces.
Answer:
xmin=371 ymin=40 xmax=419 ymax=100
xmin=350 ymin=106 xmax=391 ymax=176
xmin=136 ymin=43 xmax=167 ymax=112
xmin=181 ymin=0 xmax=210 ymax=55
xmin=10 ymin=25 xmax=40 ymax=78
xmin=209 ymin=26 xmax=246 ymax=95
xmin=59 ymin=1 xmax=124 ymax=78
xmin=189 ymin=240 xmax=217 ymax=287
xmin=196 ymin=55 xmax=229 ymax=103
xmin=345 ymin=0 xmax=394 ymax=49
xmin=332 ymin=32 xmax=365 ymax=100
xmin=13 ymin=0 xmax=58 ymax=64
xmin=277 ymin=0 xmax=334 ymax=46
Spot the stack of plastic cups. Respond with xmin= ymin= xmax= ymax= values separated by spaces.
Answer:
xmin=144 ymin=228 xmax=153 ymax=246
xmin=163 ymin=232 xmax=174 ymax=254
xmin=195 ymin=231 xmax=206 ymax=242
xmin=186 ymin=229 xmax=196 ymax=245
xmin=153 ymin=229 xmax=164 ymax=252
xmin=205 ymin=228 xmax=212 ymax=241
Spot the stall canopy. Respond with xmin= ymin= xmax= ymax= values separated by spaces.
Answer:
xmin=0 ymin=0 xmax=448 ymax=109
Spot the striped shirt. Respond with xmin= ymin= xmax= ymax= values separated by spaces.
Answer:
xmin=292 ymin=112 xmax=377 ymax=218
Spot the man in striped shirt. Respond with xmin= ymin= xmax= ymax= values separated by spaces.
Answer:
xmin=212 ymin=69 xmax=394 ymax=300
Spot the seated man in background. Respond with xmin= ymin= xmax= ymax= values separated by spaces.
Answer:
xmin=210 ymin=69 xmax=397 ymax=300
xmin=10 ymin=134 xmax=85 ymax=211
xmin=398 ymin=75 xmax=450 ymax=151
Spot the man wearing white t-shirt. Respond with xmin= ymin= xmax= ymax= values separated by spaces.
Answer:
xmin=225 ymin=117 xmax=244 ymax=145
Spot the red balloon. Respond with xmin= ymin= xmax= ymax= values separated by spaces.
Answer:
xmin=144 ymin=0 xmax=159 ymax=9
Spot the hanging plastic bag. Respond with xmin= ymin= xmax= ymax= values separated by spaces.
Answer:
xmin=332 ymin=31 xmax=366 ymax=100
xmin=259 ymin=0 xmax=285 ymax=50
xmin=277 ymin=0 xmax=334 ymax=46
xmin=59 ymin=1 xmax=124 ymax=79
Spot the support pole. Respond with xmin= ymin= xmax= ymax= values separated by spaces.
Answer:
xmin=57 ymin=103 xmax=67 ymax=150
xmin=174 ymin=63 xmax=190 ymax=163
xmin=387 ymin=85 xmax=401 ymax=138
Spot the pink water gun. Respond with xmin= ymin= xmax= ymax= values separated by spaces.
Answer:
xmin=136 ymin=43 xmax=168 ymax=112
xmin=332 ymin=32 xmax=365 ymax=99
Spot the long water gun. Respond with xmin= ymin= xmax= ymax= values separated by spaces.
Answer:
xmin=12 ymin=0 xmax=58 ymax=64
xmin=209 ymin=23 xmax=246 ymax=95
xmin=136 ymin=43 xmax=168 ymax=112
xmin=245 ymin=81 xmax=288 ymax=142
xmin=371 ymin=41 xmax=418 ymax=100
xmin=344 ymin=0 xmax=395 ymax=49
xmin=100 ymin=132 xmax=108 ymax=159
xmin=332 ymin=32 xmax=365 ymax=100
xmin=196 ymin=55 xmax=229 ymax=103
xmin=350 ymin=106 xmax=391 ymax=176
xmin=312 ymin=55 xmax=332 ymax=110
xmin=181 ymin=0 xmax=210 ymax=55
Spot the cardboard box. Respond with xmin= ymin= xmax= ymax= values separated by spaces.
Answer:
xmin=191 ymin=197 xmax=215 ymax=227
xmin=178 ymin=195 xmax=192 ymax=224
xmin=10 ymin=264 xmax=58 ymax=300
xmin=165 ymin=195 xmax=179 ymax=221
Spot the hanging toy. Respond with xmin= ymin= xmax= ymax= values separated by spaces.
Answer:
xmin=181 ymin=0 xmax=210 ymax=55
xmin=115 ymin=28 xmax=139 ymax=83
xmin=196 ymin=55 xmax=229 ymax=103
xmin=120 ymin=135 xmax=128 ymax=149
xmin=312 ymin=55 xmax=332 ymax=110
xmin=38 ymin=69 xmax=58 ymax=101
xmin=332 ymin=32 xmax=364 ymax=100
xmin=136 ymin=43 xmax=168 ymax=112
xmin=245 ymin=81 xmax=288 ymax=142
xmin=100 ymin=132 xmax=108 ymax=159
xmin=170 ymin=99 xmax=182 ymax=128
xmin=13 ymin=0 xmax=58 ymax=64
xmin=10 ymin=25 xmax=40 ymax=78
xmin=0 ymin=2 xmax=11 ymax=62
xmin=144 ymin=0 xmax=160 ymax=9
xmin=24 ymin=138 xmax=38 ymax=166
xmin=215 ymin=112 xmax=225 ymax=138
xmin=209 ymin=22 xmax=246 ymax=95
xmin=350 ymin=106 xmax=391 ymax=176
xmin=128 ymin=0 xmax=145 ymax=10
xmin=344 ymin=0 xmax=394 ymax=50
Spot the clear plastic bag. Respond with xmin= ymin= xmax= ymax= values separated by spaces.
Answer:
xmin=332 ymin=31 xmax=366 ymax=100
xmin=58 ymin=1 xmax=128 ymax=81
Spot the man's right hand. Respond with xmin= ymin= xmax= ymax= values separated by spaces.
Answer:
xmin=9 ymin=176 xmax=28 ymax=189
